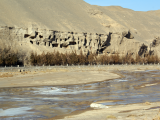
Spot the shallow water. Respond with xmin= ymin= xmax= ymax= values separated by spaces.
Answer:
xmin=0 ymin=70 xmax=160 ymax=119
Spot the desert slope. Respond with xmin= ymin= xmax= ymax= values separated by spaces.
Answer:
xmin=0 ymin=0 xmax=160 ymax=43
xmin=0 ymin=0 xmax=106 ymax=33
xmin=92 ymin=6 xmax=160 ymax=43
xmin=0 ymin=0 xmax=160 ymax=61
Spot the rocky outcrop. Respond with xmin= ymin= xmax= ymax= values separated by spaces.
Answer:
xmin=0 ymin=0 xmax=160 ymax=59
xmin=152 ymin=37 xmax=160 ymax=47
xmin=1 ymin=26 xmax=159 ymax=58
xmin=0 ymin=26 xmax=138 ymax=56
xmin=138 ymin=44 xmax=148 ymax=57
xmin=0 ymin=0 xmax=160 ymax=45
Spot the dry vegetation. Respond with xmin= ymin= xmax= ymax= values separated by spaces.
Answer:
xmin=0 ymin=45 xmax=159 ymax=66
xmin=0 ymin=46 xmax=25 ymax=66
xmin=30 ymin=51 xmax=160 ymax=66
xmin=0 ymin=73 xmax=13 ymax=77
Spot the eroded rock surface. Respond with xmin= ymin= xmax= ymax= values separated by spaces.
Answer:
xmin=0 ymin=26 xmax=138 ymax=55
xmin=0 ymin=0 xmax=160 ymax=57
xmin=0 ymin=26 xmax=158 ymax=58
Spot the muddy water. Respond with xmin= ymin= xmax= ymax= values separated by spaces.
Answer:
xmin=1 ymin=70 xmax=160 ymax=119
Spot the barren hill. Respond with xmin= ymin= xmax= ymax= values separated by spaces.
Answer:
xmin=0 ymin=0 xmax=160 ymax=42
xmin=0 ymin=0 xmax=160 ymax=62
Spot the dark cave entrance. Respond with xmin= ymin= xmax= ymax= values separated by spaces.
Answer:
xmin=30 ymin=40 xmax=33 ymax=44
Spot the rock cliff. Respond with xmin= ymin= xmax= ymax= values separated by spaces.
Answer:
xmin=0 ymin=0 xmax=160 ymax=57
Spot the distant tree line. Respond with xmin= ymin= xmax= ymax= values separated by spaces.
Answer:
xmin=30 ymin=51 xmax=160 ymax=66
xmin=30 ymin=51 xmax=89 ymax=66
xmin=0 ymin=47 xmax=159 ymax=66
xmin=0 ymin=47 xmax=24 ymax=66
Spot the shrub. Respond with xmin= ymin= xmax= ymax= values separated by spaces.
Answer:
xmin=0 ymin=46 xmax=23 ymax=66
xmin=111 ymin=54 xmax=121 ymax=64
xmin=146 ymin=54 xmax=159 ymax=64
xmin=78 ymin=51 xmax=87 ymax=65
xmin=88 ymin=52 xmax=96 ymax=65
xmin=68 ymin=51 xmax=79 ymax=65
xmin=61 ymin=53 xmax=67 ymax=65
xmin=29 ymin=51 xmax=160 ymax=66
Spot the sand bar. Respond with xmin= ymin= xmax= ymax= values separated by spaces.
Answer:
xmin=0 ymin=65 xmax=160 ymax=88
xmin=0 ymin=69 xmax=120 ymax=88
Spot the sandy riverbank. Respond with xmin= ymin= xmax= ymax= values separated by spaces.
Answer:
xmin=0 ymin=65 xmax=160 ymax=88
xmin=0 ymin=69 xmax=120 ymax=88
xmin=57 ymin=101 xmax=160 ymax=120
xmin=1 ymin=65 xmax=160 ymax=120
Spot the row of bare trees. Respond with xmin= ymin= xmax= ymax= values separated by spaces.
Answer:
xmin=30 ymin=51 xmax=160 ymax=66
xmin=97 ymin=54 xmax=159 ymax=64
xmin=30 ymin=51 xmax=88 ymax=66
xmin=0 ymin=47 xmax=159 ymax=66
xmin=0 ymin=47 xmax=24 ymax=66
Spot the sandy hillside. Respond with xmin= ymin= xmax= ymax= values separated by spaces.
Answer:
xmin=0 ymin=0 xmax=160 ymax=43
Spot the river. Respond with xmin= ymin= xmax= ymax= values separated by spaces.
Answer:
xmin=0 ymin=70 xmax=160 ymax=119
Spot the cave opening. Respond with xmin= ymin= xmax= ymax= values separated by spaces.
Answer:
xmin=39 ymin=35 xmax=43 ymax=38
xmin=36 ymin=42 xmax=39 ymax=45
xmin=106 ymin=32 xmax=112 ymax=46
xmin=60 ymin=44 xmax=63 ymax=48
xmin=24 ymin=34 xmax=30 ymax=38
xmin=30 ymin=36 xmax=35 ymax=39
xmin=124 ymin=31 xmax=134 ymax=39
xmin=48 ymin=35 xmax=51 ymax=39
xmin=30 ymin=40 xmax=33 ymax=44
xmin=9 ymin=27 xmax=14 ymax=29
xmin=69 ymin=42 xmax=76 ymax=45
xmin=35 ymin=32 xmax=38 ymax=38
xmin=52 ymin=44 xmax=58 ymax=47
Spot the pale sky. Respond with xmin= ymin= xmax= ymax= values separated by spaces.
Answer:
xmin=84 ymin=0 xmax=160 ymax=11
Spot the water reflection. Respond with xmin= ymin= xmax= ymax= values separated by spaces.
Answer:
xmin=0 ymin=70 xmax=160 ymax=119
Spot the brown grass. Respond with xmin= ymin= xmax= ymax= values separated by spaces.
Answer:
xmin=107 ymin=115 xmax=117 ymax=119
xmin=30 ymin=51 xmax=160 ymax=66
xmin=0 ymin=73 xmax=13 ymax=78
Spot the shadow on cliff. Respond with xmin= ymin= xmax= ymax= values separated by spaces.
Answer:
xmin=106 ymin=32 xmax=112 ymax=47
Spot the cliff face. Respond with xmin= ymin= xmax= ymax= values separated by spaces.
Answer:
xmin=0 ymin=0 xmax=160 ymax=57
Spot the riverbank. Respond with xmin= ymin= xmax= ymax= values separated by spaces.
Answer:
xmin=0 ymin=65 xmax=160 ymax=88
xmin=0 ymin=68 xmax=120 ymax=88
xmin=1 ymin=65 xmax=160 ymax=119
xmin=58 ymin=101 xmax=160 ymax=120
